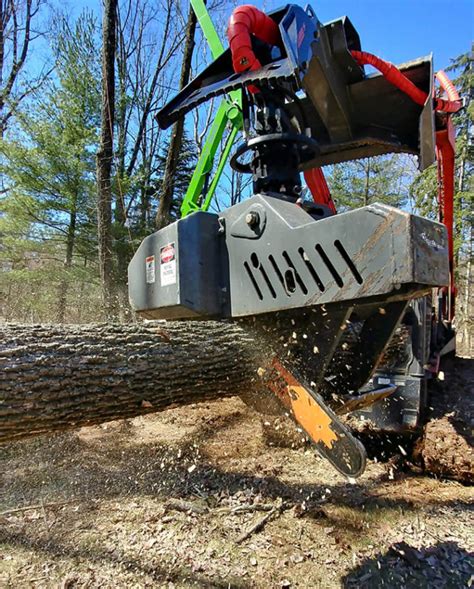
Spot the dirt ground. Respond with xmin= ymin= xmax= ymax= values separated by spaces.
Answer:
xmin=1 ymin=364 xmax=473 ymax=588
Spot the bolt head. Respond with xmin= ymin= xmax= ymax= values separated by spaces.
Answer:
xmin=245 ymin=211 xmax=260 ymax=227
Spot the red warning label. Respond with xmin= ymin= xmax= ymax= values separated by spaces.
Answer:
xmin=160 ymin=243 xmax=176 ymax=286
xmin=160 ymin=244 xmax=175 ymax=264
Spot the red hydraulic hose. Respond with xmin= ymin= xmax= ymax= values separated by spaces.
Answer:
xmin=435 ymin=70 xmax=462 ymax=113
xmin=351 ymin=50 xmax=427 ymax=106
xmin=351 ymin=50 xmax=461 ymax=113
xmin=435 ymin=119 xmax=456 ymax=320
xmin=227 ymin=5 xmax=281 ymax=73
xmin=351 ymin=50 xmax=460 ymax=316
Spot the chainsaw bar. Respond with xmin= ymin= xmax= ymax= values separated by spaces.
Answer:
xmin=262 ymin=358 xmax=367 ymax=478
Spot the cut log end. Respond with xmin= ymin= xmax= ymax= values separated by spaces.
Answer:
xmin=413 ymin=357 xmax=474 ymax=484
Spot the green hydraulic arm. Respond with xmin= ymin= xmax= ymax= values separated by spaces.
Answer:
xmin=180 ymin=0 xmax=242 ymax=217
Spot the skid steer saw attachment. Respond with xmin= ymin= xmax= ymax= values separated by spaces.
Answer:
xmin=128 ymin=3 xmax=452 ymax=478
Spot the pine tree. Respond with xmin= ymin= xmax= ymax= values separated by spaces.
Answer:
xmin=154 ymin=133 xmax=198 ymax=221
xmin=325 ymin=154 xmax=413 ymax=212
xmin=0 ymin=12 xmax=100 ymax=322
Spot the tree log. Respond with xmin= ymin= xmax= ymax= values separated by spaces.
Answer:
xmin=416 ymin=414 xmax=473 ymax=484
xmin=0 ymin=322 xmax=263 ymax=443
xmin=413 ymin=357 xmax=474 ymax=484
xmin=1 ymin=323 xmax=472 ymax=485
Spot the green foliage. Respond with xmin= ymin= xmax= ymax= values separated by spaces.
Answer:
xmin=0 ymin=4 xmax=199 ymax=322
xmin=411 ymin=165 xmax=438 ymax=219
xmin=1 ymin=261 xmax=101 ymax=323
xmin=125 ymin=133 xmax=198 ymax=233
xmin=325 ymin=154 xmax=413 ymax=212
xmin=1 ymin=12 xmax=99 ymax=233
xmin=1 ymin=4 xmax=471 ymax=325
xmin=156 ymin=134 xmax=199 ymax=221
xmin=0 ymin=11 xmax=100 ymax=321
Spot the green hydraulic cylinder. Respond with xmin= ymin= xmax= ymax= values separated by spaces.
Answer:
xmin=180 ymin=0 xmax=242 ymax=218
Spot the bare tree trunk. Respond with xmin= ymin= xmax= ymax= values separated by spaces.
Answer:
xmin=96 ymin=0 xmax=118 ymax=319
xmin=155 ymin=5 xmax=197 ymax=230
xmin=113 ymin=8 xmax=132 ymax=318
xmin=0 ymin=0 xmax=36 ymax=136
xmin=0 ymin=322 xmax=263 ymax=443
xmin=364 ymin=158 xmax=371 ymax=206
xmin=125 ymin=0 xmax=179 ymax=179
xmin=111 ymin=0 xmax=182 ymax=317
xmin=456 ymin=110 xmax=472 ymax=354
xmin=57 ymin=203 xmax=77 ymax=323
xmin=463 ymin=227 xmax=473 ymax=355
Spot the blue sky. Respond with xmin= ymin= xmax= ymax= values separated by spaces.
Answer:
xmin=66 ymin=0 xmax=473 ymax=71
xmin=291 ymin=0 xmax=473 ymax=71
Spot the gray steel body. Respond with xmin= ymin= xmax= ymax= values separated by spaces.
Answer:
xmin=128 ymin=195 xmax=449 ymax=320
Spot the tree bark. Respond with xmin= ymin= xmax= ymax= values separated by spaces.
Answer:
xmin=463 ymin=226 xmax=473 ymax=355
xmin=57 ymin=201 xmax=77 ymax=323
xmin=364 ymin=158 xmax=371 ymax=206
xmin=96 ymin=0 xmax=118 ymax=319
xmin=0 ymin=322 xmax=262 ymax=443
xmin=155 ymin=5 xmax=197 ymax=230
xmin=1 ymin=323 xmax=472 ymax=484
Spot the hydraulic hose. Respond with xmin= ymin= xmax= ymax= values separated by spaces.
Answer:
xmin=225 ymin=8 xmax=461 ymax=113
xmin=351 ymin=50 xmax=461 ymax=113
xmin=227 ymin=5 xmax=280 ymax=73
xmin=435 ymin=70 xmax=462 ymax=112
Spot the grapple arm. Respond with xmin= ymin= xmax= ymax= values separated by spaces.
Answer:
xmin=158 ymin=4 xmax=436 ymax=170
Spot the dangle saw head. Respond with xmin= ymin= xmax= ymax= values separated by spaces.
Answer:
xmin=128 ymin=4 xmax=451 ymax=478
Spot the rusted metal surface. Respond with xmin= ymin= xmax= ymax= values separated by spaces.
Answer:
xmin=221 ymin=197 xmax=448 ymax=318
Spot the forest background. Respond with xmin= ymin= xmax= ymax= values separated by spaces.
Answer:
xmin=0 ymin=0 xmax=472 ymax=351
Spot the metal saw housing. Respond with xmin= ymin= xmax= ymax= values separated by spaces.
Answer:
xmin=128 ymin=198 xmax=448 ymax=320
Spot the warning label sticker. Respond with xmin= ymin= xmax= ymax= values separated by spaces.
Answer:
xmin=160 ymin=243 xmax=176 ymax=286
xmin=145 ymin=255 xmax=155 ymax=284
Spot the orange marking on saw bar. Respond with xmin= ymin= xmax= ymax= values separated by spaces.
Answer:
xmin=265 ymin=358 xmax=338 ymax=449
xmin=287 ymin=385 xmax=338 ymax=449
